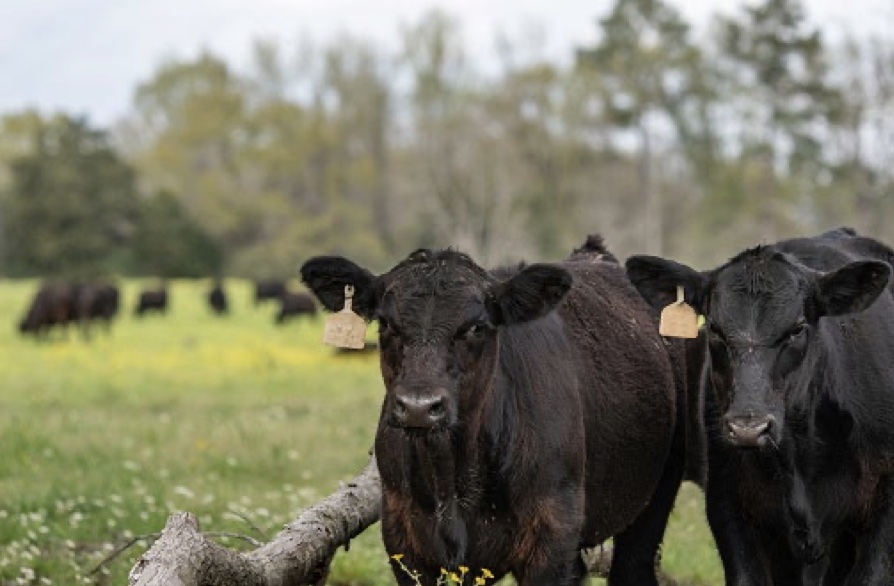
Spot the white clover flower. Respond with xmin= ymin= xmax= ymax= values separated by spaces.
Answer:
xmin=173 ymin=486 xmax=195 ymax=499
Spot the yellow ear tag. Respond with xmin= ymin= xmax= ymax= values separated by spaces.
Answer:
xmin=659 ymin=285 xmax=699 ymax=339
xmin=323 ymin=285 xmax=367 ymax=349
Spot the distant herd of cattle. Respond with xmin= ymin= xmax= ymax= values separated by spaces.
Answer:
xmin=17 ymin=278 xmax=318 ymax=339
xmin=299 ymin=226 xmax=894 ymax=586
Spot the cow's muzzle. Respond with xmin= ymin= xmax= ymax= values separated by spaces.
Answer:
xmin=723 ymin=413 xmax=776 ymax=448
xmin=390 ymin=388 xmax=451 ymax=430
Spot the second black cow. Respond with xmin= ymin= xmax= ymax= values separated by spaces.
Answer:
xmin=274 ymin=291 xmax=316 ymax=324
xmin=135 ymin=287 xmax=168 ymax=317
xmin=627 ymin=227 xmax=894 ymax=585
xmin=302 ymin=236 xmax=690 ymax=585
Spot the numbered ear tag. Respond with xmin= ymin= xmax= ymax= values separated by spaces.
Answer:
xmin=323 ymin=285 xmax=367 ymax=349
xmin=659 ymin=286 xmax=699 ymax=339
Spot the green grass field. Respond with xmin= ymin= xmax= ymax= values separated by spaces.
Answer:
xmin=0 ymin=279 xmax=722 ymax=585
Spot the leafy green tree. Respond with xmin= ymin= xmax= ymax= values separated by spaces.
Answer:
xmin=2 ymin=114 xmax=139 ymax=277
xmin=815 ymin=38 xmax=894 ymax=235
xmin=129 ymin=52 xmax=252 ymax=254
xmin=131 ymin=191 xmax=223 ymax=277
xmin=576 ymin=0 xmax=703 ymax=255
xmin=717 ymin=0 xmax=842 ymax=240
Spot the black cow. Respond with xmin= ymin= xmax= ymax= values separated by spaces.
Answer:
xmin=208 ymin=282 xmax=228 ymax=315
xmin=19 ymin=282 xmax=78 ymax=338
xmin=274 ymin=291 xmax=316 ymax=324
xmin=626 ymin=227 xmax=894 ymax=585
xmin=302 ymin=236 xmax=689 ymax=586
xmin=254 ymin=279 xmax=286 ymax=305
xmin=134 ymin=287 xmax=168 ymax=316
xmin=75 ymin=283 xmax=120 ymax=338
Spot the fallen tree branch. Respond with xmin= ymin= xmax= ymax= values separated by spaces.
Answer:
xmin=127 ymin=455 xmax=381 ymax=586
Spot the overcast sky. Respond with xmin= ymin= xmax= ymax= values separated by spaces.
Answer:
xmin=1 ymin=0 xmax=891 ymax=125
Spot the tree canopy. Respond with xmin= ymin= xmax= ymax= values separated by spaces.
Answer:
xmin=1 ymin=0 xmax=892 ymax=278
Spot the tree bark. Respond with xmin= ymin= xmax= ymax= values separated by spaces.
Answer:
xmin=128 ymin=456 xmax=382 ymax=586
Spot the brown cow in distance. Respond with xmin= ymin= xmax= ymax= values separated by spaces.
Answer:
xmin=18 ymin=282 xmax=78 ymax=338
xmin=254 ymin=279 xmax=286 ymax=305
xmin=274 ymin=291 xmax=316 ymax=324
xmin=75 ymin=283 xmax=120 ymax=339
xmin=301 ymin=235 xmax=689 ymax=586
xmin=134 ymin=287 xmax=168 ymax=316
xmin=208 ymin=281 xmax=228 ymax=315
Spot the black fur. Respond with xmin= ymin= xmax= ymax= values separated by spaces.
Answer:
xmin=626 ymin=227 xmax=894 ymax=585
xmin=302 ymin=235 xmax=689 ymax=586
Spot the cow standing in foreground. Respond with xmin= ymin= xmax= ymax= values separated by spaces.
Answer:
xmin=626 ymin=227 xmax=894 ymax=585
xmin=302 ymin=236 xmax=688 ymax=586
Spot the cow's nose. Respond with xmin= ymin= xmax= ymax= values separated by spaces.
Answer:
xmin=392 ymin=391 xmax=449 ymax=429
xmin=724 ymin=413 xmax=775 ymax=447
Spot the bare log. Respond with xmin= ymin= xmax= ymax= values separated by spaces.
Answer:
xmin=128 ymin=456 xmax=381 ymax=586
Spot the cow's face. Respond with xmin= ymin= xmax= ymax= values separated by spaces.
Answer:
xmin=627 ymin=250 xmax=890 ymax=449
xmin=302 ymin=250 xmax=572 ymax=433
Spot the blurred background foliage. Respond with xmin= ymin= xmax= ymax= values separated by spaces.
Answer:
xmin=1 ymin=0 xmax=892 ymax=278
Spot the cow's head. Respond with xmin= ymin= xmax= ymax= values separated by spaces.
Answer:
xmin=627 ymin=249 xmax=890 ymax=449
xmin=301 ymin=250 xmax=572 ymax=432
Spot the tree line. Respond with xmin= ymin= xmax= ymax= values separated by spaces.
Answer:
xmin=0 ymin=0 xmax=892 ymax=279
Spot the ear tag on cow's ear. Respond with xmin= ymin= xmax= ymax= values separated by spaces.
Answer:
xmin=659 ymin=286 xmax=699 ymax=339
xmin=323 ymin=285 xmax=367 ymax=349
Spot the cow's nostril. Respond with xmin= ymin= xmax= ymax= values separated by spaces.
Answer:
xmin=724 ymin=414 xmax=775 ymax=447
xmin=428 ymin=400 xmax=445 ymax=418
xmin=391 ymin=393 xmax=450 ymax=429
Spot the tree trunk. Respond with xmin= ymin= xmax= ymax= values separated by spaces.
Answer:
xmin=128 ymin=456 xmax=382 ymax=586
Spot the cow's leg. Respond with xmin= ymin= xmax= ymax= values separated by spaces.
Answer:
xmin=768 ymin=543 xmax=804 ymax=586
xmin=818 ymin=531 xmax=855 ymax=586
xmin=783 ymin=471 xmax=825 ymax=566
xmin=514 ymin=555 xmax=586 ymax=586
xmin=705 ymin=453 xmax=773 ymax=586
xmin=512 ymin=488 xmax=588 ymax=586
xmin=513 ymin=534 xmax=587 ymax=586
xmin=844 ymin=475 xmax=894 ymax=586
xmin=607 ymin=380 xmax=686 ymax=586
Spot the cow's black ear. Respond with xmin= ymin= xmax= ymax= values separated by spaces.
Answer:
xmin=487 ymin=264 xmax=572 ymax=325
xmin=625 ymin=255 xmax=707 ymax=313
xmin=299 ymin=256 xmax=378 ymax=319
xmin=817 ymin=260 xmax=891 ymax=317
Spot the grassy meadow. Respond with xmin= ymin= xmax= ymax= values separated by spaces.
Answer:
xmin=0 ymin=279 xmax=722 ymax=585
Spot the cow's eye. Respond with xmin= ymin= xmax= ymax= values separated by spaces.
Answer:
xmin=787 ymin=323 xmax=807 ymax=343
xmin=458 ymin=321 xmax=487 ymax=341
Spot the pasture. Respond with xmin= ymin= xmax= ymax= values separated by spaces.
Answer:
xmin=0 ymin=279 xmax=722 ymax=585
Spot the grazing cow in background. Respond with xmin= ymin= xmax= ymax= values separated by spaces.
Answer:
xmin=274 ymin=291 xmax=316 ymax=324
xmin=254 ymin=279 xmax=285 ymax=305
xmin=301 ymin=235 xmax=689 ymax=586
xmin=75 ymin=283 xmax=120 ymax=339
xmin=134 ymin=287 xmax=168 ymax=317
xmin=626 ymin=227 xmax=894 ymax=585
xmin=208 ymin=281 xmax=228 ymax=315
xmin=19 ymin=282 xmax=78 ymax=338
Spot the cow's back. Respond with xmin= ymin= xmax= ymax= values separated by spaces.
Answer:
xmin=559 ymin=258 xmax=681 ymax=542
